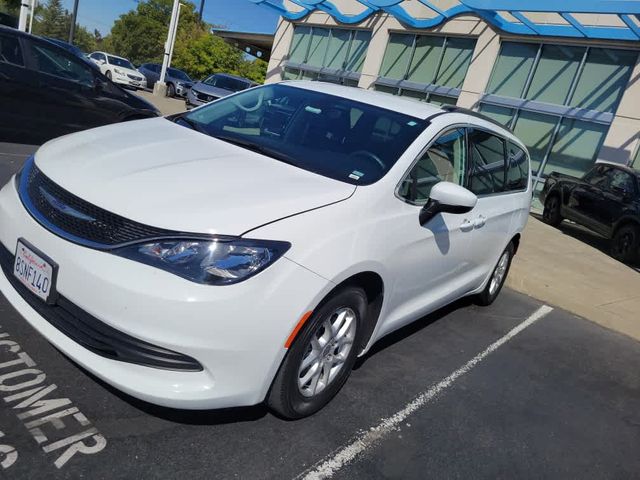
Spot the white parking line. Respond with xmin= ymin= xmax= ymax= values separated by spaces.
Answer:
xmin=296 ymin=304 xmax=554 ymax=480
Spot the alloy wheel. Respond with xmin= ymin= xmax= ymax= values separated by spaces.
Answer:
xmin=297 ymin=307 xmax=357 ymax=398
xmin=489 ymin=251 xmax=509 ymax=296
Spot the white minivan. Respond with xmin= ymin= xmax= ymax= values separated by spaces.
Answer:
xmin=0 ymin=82 xmax=531 ymax=418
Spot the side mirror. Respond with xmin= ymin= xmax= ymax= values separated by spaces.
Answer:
xmin=419 ymin=182 xmax=478 ymax=226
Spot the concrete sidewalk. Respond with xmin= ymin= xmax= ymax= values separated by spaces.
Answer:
xmin=508 ymin=217 xmax=640 ymax=342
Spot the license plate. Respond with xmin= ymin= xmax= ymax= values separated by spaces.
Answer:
xmin=13 ymin=240 xmax=57 ymax=303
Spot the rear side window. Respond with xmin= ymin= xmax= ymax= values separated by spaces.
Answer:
xmin=31 ymin=43 xmax=94 ymax=87
xmin=0 ymin=34 xmax=24 ymax=66
xmin=607 ymin=168 xmax=636 ymax=195
xmin=467 ymin=129 xmax=506 ymax=195
xmin=398 ymin=128 xmax=467 ymax=204
xmin=506 ymin=142 xmax=529 ymax=191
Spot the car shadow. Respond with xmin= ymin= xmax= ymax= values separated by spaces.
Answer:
xmin=60 ymin=297 xmax=476 ymax=426
xmin=531 ymin=213 xmax=640 ymax=271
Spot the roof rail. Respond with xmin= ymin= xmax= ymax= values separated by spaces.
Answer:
xmin=440 ymin=105 xmax=515 ymax=134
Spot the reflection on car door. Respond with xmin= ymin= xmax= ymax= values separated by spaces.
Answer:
xmin=465 ymin=127 xmax=517 ymax=286
xmin=598 ymin=168 xmax=638 ymax=235
xmin=26 ymin=39 xmax=111 ymax=139
xmin=381 ymin=128 xmax=477 ymax=335
xmin=568 ymin=165 xmax=610 ymax=234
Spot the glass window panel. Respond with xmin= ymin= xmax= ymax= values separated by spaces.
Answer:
xmin=407 ymin=35 xmax=443 ymax=84
xmin=399 ymin=128 xmax=467 ymax=203
xmin=478 ymin=104 xmax=515 ymax=127
xmin=543 ymin=118 xmax=608 ymax=178
xmin=300 ymin=70 xmax=318 ymax=81
xmin=345 ymin=30 xmax=371 ymax=73
xmin=342 ymin=78 xmax=360 ymax=87
xmin=0 ymin=34 xmax=24 ymax=66
xmin=307 ymin=28 xmax=330 ymax=67
xmin=487 ymin=42 xmax=538 ymax=98
xmin=513 ymin=111 xmax=559 ymax=176
xmin=435 ymin=37 xmax=476 ymax=89
xmin=427 ymin=94 xmax=458 ymax=106
xmin=525 ymin=44 xmax=584 ymax=105
xmin=324 ymin=29 xmax=351 ymax=70
xmin=633 ymin=146 xmax=640 ymax=169
xmin=400 ymin=89 xmax=426 ymax=101
xmin=289 ymin=26 xmax=311 ymax=63
xmin=468 ymin=129 xmax=507 ymax=195
xmin=379 ymin=33 xmax=413 ymax=80
xmin=282 ymin=68 xmax=300 ymax=80
xmin=569 ymin=48 xmax=637 ymax=113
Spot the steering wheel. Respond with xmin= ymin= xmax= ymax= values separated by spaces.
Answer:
xmin=232 ymin=89 xmax=264 ymax=112
xmin=349 ymin=150 xmax=386 ymax=170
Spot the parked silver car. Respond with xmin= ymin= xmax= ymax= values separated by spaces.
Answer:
xmin=186 ymin=73 xmax=256 ymax=109
xmin=138 ymin=63 xmax=193 ymax=98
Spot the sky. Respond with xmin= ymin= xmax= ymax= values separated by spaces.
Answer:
xmin=58 ymin=0 xmax=282 ymax=36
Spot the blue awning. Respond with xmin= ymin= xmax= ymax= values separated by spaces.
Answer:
xmin=248 ymin=0 xmax=640 ymax=41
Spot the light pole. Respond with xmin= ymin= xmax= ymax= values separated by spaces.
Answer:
xmin=28 ymin=0 xmax=37 ymax=34
xmin=68 ymin=0 xmax=80 ymax=44
xmin=18 ymin=0 xmax=32 ymax=31
xmin=155 ymin=0 xmax=183 ymax=96
xmin=199 ymin=0 xmax=205 ymax=20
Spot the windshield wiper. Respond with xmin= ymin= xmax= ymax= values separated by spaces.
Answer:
xmin=212 ymin=134 xmax=298 ymax=167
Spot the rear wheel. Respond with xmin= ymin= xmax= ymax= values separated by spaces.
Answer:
xmin=542 ymin=194 xmax=562 ymax=227
xmin=611 ymin=224 xmax=640 ymax=264
xmin=268 ymin=287 xmax=367 ymax=419
xmin=476 ymin=242 xmax=514 ymax=306
xmin=105 ymin=70 xmax=112 ymax=80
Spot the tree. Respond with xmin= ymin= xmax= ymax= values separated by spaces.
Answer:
xmin=237 ymin=58 xmax=268 ymax=84
xmin=172 ymin=32 xmax=244 ymax=80
xmin=33 ymin=0 xmax=67 ymax=39
xmin=0 ymin=0 xmax=20 ymax=16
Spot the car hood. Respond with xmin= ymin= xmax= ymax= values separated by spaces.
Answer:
xmin=34 ymin=118 xmax=355 ymax=236
xmin=115 ymin=66 xmax=143 ymax=78
xmin=191 ymin=82 xmax=236 ymax=98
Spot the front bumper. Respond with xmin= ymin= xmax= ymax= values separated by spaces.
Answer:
xmin=0 ymin=177 xmax=331 ymax=409
xmin=112 ymin=72 xmax=147 ymax=89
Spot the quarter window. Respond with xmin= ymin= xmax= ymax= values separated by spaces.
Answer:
xmin=0 ymin=34 xmax=24 ymax=67
xmin=506 ymin=142 xmax=529 ymax=191
xmin=468 ymin=129 xmax=507 ymax=195
xmin=607 ymin=169 xmax=636 ymax=195
xmin=399 ymin=128 xmax=466 ymax=204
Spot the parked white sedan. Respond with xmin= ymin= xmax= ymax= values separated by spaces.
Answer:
xmin=88 ymin=51 xmax=146 ymax=89
xmin=0 ymin=82 xmax=531 ymax=418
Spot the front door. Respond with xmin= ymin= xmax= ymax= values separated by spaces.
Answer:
xmin=381 ymin=127 xmax=477 ymax=334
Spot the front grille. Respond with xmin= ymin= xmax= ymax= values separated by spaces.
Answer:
xmin=194 ymin=90 xmax=215 ymax=102
xmin=19 ymin=158 xmax=184 ymax=249
xmin=127 ymin=74 xmax=143 ymax=81
xmin=0 ymin=244 xmax=202 ymax=372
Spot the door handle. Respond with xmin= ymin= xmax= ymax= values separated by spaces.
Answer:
xmin=460 ymin=219 xmax=474 ymax=232
xmin=474 ymin=215 xmax=486 ymax=228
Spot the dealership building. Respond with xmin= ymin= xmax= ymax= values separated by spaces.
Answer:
xmin=251 ymin=0 xmax=640 ymax=207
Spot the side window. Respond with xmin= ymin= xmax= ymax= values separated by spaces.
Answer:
xmin=584 ymin=165 xmax=610 ymax=188
xmin=0 ymin=34 xmax=24 ymax=67
xmin=399 ymin=128 xmax=467 ymax=204
xmin=467 ymin=128 xmax=507 ymax=195
xmin=31 ymin=43 xmax=94 ymax=87
xmin=505 ymin=142 xmax=529 ymax=191
xmin=607 ymin=169 xmax=636 ymax=195
xmin=153 ymin=64 xmax=161 ymax=73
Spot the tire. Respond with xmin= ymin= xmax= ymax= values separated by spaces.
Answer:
xmin=475 ymin=242 xmax=514 ymax=306
xmin=542 ymin=194 xmax=562 ymax=227
xmin=610 ymin=224 xmax=640 ymax=264
xmin=166 ymin=83 xmax=175 ymax=98
xmin=267 ymin=286 xmax=367 ymax=419
xmin=105 ymin=70 xmax=112 ymax=80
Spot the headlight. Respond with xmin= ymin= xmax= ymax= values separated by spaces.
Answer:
xmin=114 ymin=68 xmax=124 ymax=74
xmin=114 ymin=238 xmax=290 ymax=285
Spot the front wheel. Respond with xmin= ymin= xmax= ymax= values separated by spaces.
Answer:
xmin=542 ymin=194 xmax=562 ymax=227
xmin=166 ymin=83 xmax=175 ymax=98
xmin=475 ymin=242 xmax=514 ymax=306
xmin=610 ymin=225 xmax=640 ymax=264
xmin=267 ymin=287 xmax=367 ymax=419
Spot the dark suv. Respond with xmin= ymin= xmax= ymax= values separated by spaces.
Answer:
xmin=540 ymin=163 xmax=640 ymax=263
xmin=0 ymin=26 xmax=159 ymax=144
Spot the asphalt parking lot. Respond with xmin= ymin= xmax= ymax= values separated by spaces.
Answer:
xmin=0 ymin=144 xmax=639 ymax=479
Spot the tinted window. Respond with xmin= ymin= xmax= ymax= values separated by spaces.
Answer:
xmin=31 ymin=43 xmax=94 ymax=87
xmin=506 ymin=141 xmax=529 ymax=191
xmin=468 ymin=129 xmax=506 ymax=195
xmin=184 ymin=84 xmax=428 ymax=185
xmin=607 ymin=168 xmax=636 ymax=195
xmin=168 ymin=67 xmax=190 ymax=81
xmin=398 ymin=128 xmax=467 ymax=204
xmin=107 ymin=56 xmax=134 ymax=69
xmin=584 ymin=165 xmax=610 ymax=188
xmin=0 ymin=34 xmax=24 ymax=66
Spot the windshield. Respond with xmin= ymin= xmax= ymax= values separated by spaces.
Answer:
xmin=203 ymin=75 xmax=251 ymax=92
xmin=108 ymin=56 xmax=135 ymax=69
xmin=182 ymin=84 xmax=428 ymax=185
xmin=168 ymin=68 xmax=191 ymax=81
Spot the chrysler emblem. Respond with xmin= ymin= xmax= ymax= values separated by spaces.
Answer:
xmin=39 ymin=187 xmax=96 ymax=222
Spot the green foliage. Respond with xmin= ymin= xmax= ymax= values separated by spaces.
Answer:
xmin=0 ymin=0 xmax=20 ymax=16
xmin=172 ymin=33 xmax=243 ymax=81
xmin=30 ymin=0 xmax=99 ymax=53
xmin=237 ymin=58 xmax=268 ymax=84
